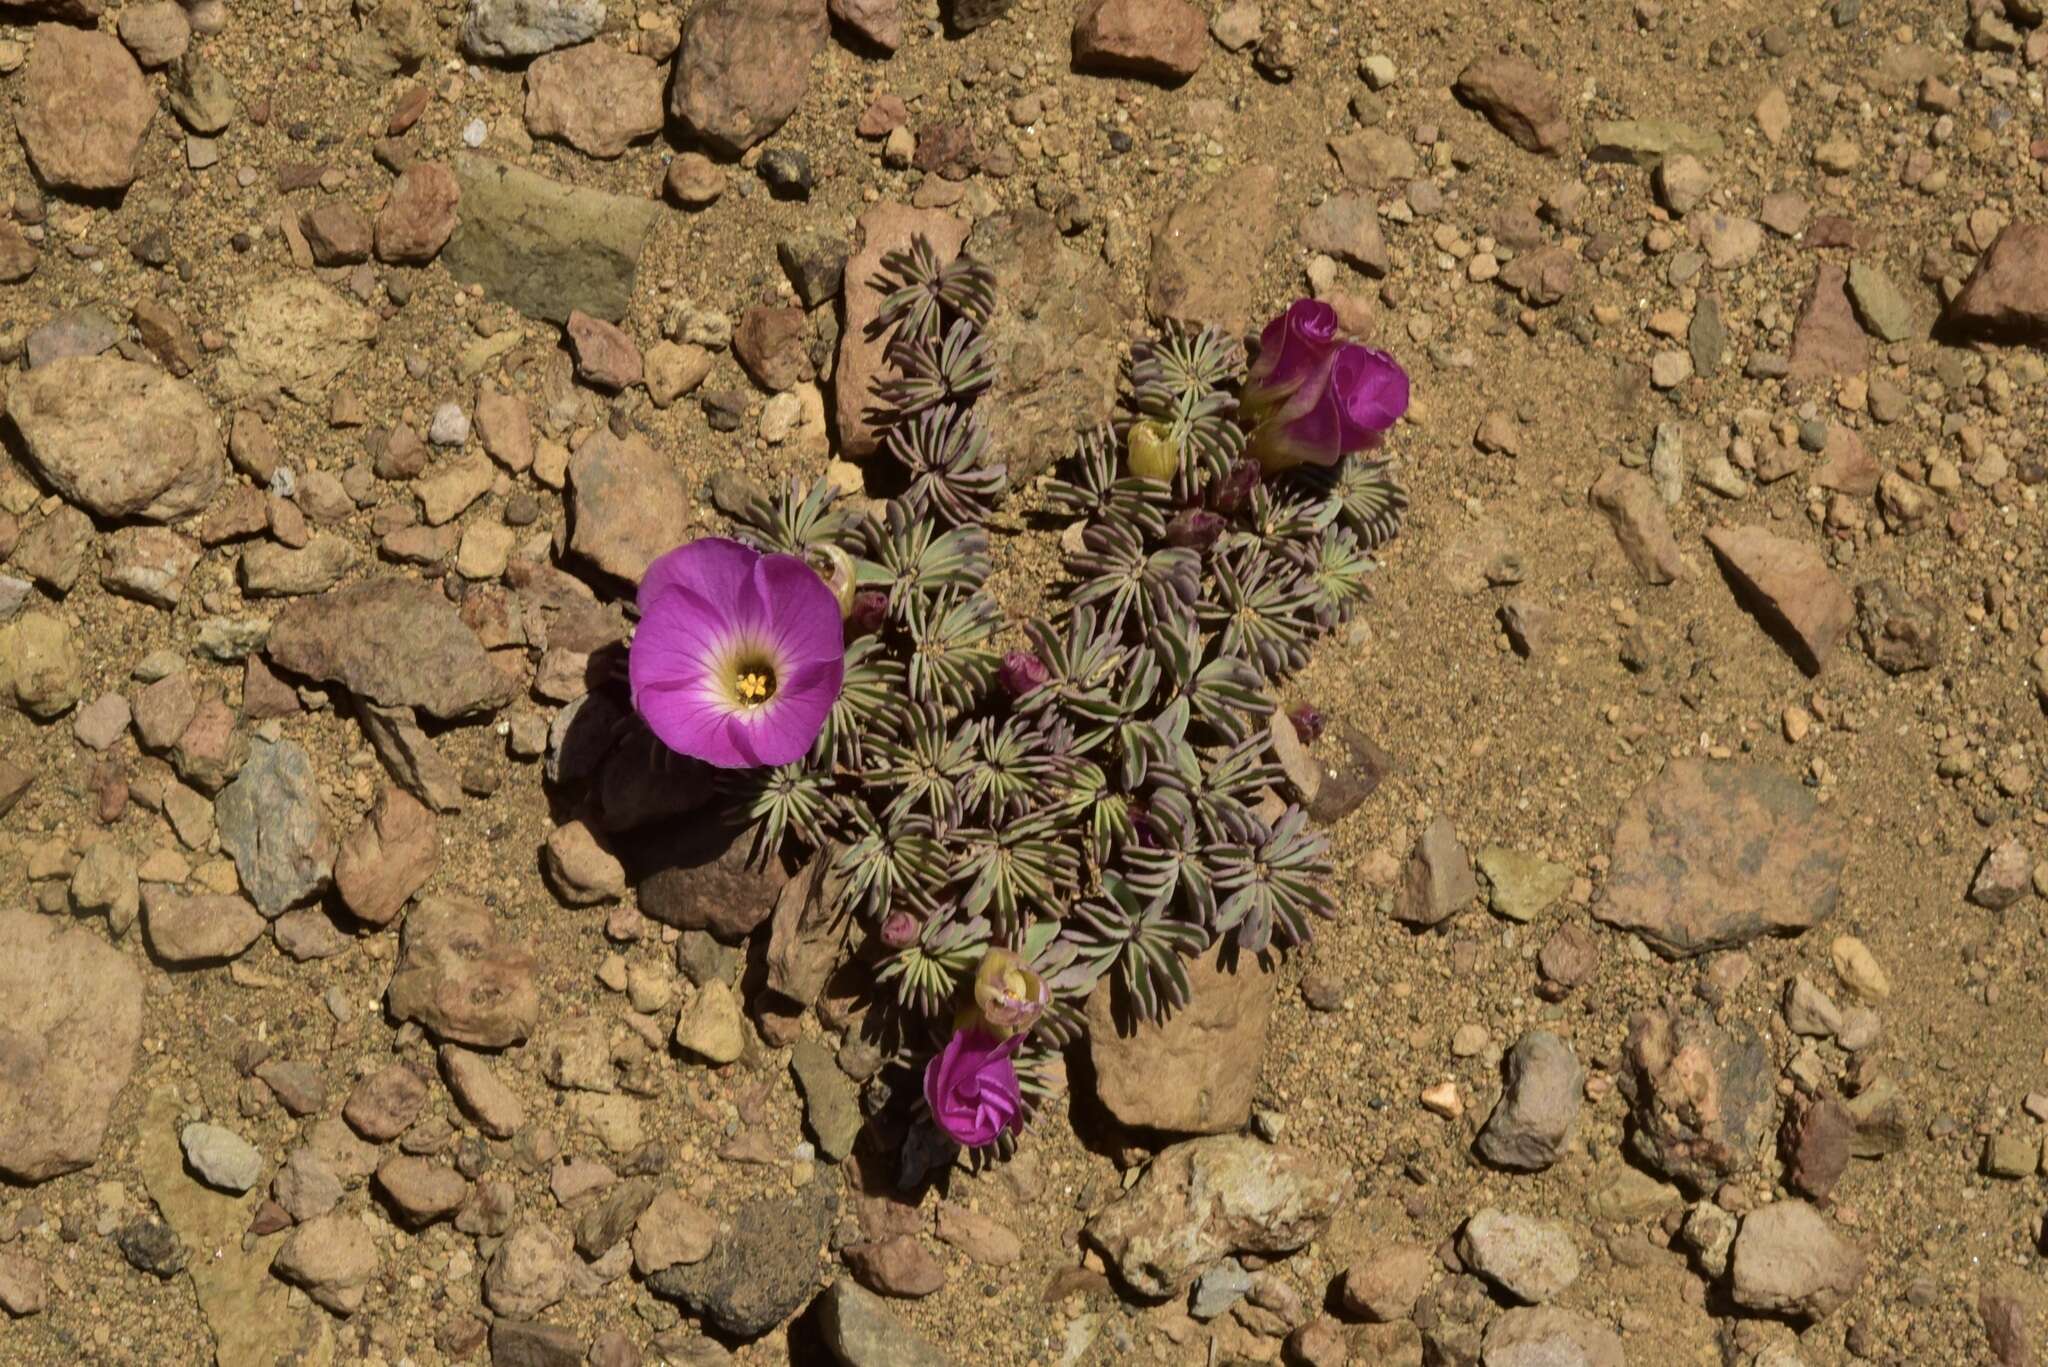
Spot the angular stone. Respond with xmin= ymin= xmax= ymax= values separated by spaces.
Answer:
xmin=376 ymin=1156 xmax=468 ymax=1226
xmin=385 ymin=897 xmax=541 ymax=1047
xmin=440 ymin=1046 xmax=524 ymax=1138
xmin=6 ymin=356 xmax=222 ymax=523
xmin=667 ymin=0 xmax=829 ymax=157
xmin=239 ymin=535 xmax=354 ymax=598
xmin=1589 ymin=466 xmax=1684 ymax=585
xmin=632 ymin=1189 xmax=716 ymax=1275
xmin=1730 ymin=1201 xmax=1866 ymax=1320
xmin=1148 ymin=165 xmax=1281 ymax=337
xmin=1705 ymin=525 xmax=1854 ymax=674
xmin=1788 ymin=263 xmax=1869 ymax=383
xmin=1391 ymin=814 xmax=1479 ymax=928
xmin=1458 ymin=1209 xmax=1580 ymax=1305
xmin=646 ymin=1184 xmax=836 ymax=1337
xmin=443 ymin=156 xmax=659 ymax=324
xmin=14 ymin=26 xmax=154 ymax=192
xmin=460 ymin=0 xmax=604 ymax=58
xmin=1071 ymin=0 xmax=1206 ymax=82
xmin=1474 ymin=1031 xmax=1584 ymax=1173
xmin=272 ymin=1212 xmax=377 ymax=1317
xmin=834 ymin=202 xmax=972 ymax=458
xmin=1942 ymin=223 xmax=2048 ymax=346
xmin=101 ymin=526 xmax=200 ymax=608
xmin=564 ymin=429 xmax=691 ymax=586
xmin=1084 ymin=1136 xmax=1348 ymax=1300
xmin=1482 ymin=1307 xmax=1625 ymax=1367
xmin=789 ymin=1038 xmax=862 ymax=1162
xmin=220 ymin=279 xmax=379 ymax=404
xmin=816 ymin=1279 xmax=950 ymax=1367
xmin=635 ymin=819 xmax=789 ymax=941
xmin=142 ymin=889 xmax=266 ymax=964
xmin=266 ymin=578 xmax=514 ymax=721
xmin=375 ymin=162 xmax=460 ymax=266
xmin=1854 ymin=581 xmax=1941 ymax=675
xmin=215 ymin=738 xmax=336 ymax=916
xmin=335 ymin=785 xmax=438 ymax=927
xmin=1086 ymin=943 xmax=1272 ymax=1136
xmin=1619 ymin=1007 xmax=1774 ymax=1191
xmin=0 ymin=909 xmax=143 ymax=1183
xmin=1453 ymin=56 xmax=1566 ymax=155
xmin=1599 ymin=759 xmax=1846 ymax=957
xmin=524 ymin=44 xmax=663 ymax=160
xmin=1588 ymin=118 xmax=1724 ymax=167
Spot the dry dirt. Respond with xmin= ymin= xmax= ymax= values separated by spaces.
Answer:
xmin=3 ymin=0 xmax=2048 ymax=1365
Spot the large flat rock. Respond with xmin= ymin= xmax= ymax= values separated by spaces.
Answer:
xmin=265 ymin=578 xmax=515 ymax=721
xmin=442 ymin=155 xmax=658 ymax=323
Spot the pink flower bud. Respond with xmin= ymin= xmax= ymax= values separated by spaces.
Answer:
xmin=999 ymin=649 xmax=1049 ymax=699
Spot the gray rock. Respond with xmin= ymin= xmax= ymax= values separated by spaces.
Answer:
xmin=1457 ymin=1209 xmax=1580 ymax=1305
xmin=648 ymin=1183 xmax=836 ymax=1337
xmin=816 ymin=1277 xmax=951 ymax=1367
xmin=789 ymin=1039 xmax=862 ymax=1162
xmin=489 ymin=1320 xmax=584 ymax=1367
xmin=442 ymin=155 xmax=658 ymax=324
xmin=1475 ymin=1031 xmax=1584 ymax=1172
xmin=460 ymin=0 xmax=605 ymax=58
xmin=215 ymin=738 xmax=337 ymax=916
xmin=180 ymin=1122 xmax=265 ymax=1193
xmin=26 ymin=307 xmax=122 ymax=370
xmin=1190 ymin=1257 xmax=1253 ymax=1319
xmin=1392 ymin=814 xmax=1480 ymax=927
xmin=1846 ymin=259 xmax=1915 ymax=342
xmin=0 ymin=909 xmax=144 ymax=1182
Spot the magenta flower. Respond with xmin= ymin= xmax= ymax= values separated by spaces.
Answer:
xmin=923 ymin=1028 xmax=1024 ymax=1148
xmin=629 ymin=537 xmax=845 ymax=769
xmin=1241 ymin=299 xmax=1409 ymax=473
xmin=998 ymin=649 xmax=1049 ymax=699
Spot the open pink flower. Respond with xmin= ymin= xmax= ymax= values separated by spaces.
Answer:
xmin=1241 ymin=299 xmax=1409 ymax=472
xmin=629 ymin=537 xmax=845 ymax=769
xmin=924 ymin=1028 xmax=1024 ymax=1148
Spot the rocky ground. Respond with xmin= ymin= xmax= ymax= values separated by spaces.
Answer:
xmin=3 ymin=0 xmax=2048 ymax=1364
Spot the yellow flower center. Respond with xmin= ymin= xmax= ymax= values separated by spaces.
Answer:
xmin=722 ymin=646 xmax=779 ymax=711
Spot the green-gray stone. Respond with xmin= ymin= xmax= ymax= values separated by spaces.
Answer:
xmin=1589 ymin=119 xmax=1725 ymax=167
xmin=442 ymin=156 xmax=658 ymax=324
xmin=1846 ymin=260 xmax=1915 ymax=342
xmin=789 ymin=1038 xmax=862 ymax=1163
xmin=1476 ymin=846 xmax=1572 ymax=922
xmin=1689 ymin=296 xmax=1726 ymax=377
xmin=817 ymin=1279 xmax=954 ymax=1367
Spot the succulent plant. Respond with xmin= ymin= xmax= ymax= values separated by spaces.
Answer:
xmin=680 ymin=236 xmax=1412 ymax=1153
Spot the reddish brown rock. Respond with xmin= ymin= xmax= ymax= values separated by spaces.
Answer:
xmin=1813 ymin=424 xmax=1878 ymax=496
xmin=831 ymin=0 xmax=902 ymax=51
xmin=300 ymin=204 xmax=373 ymax=266
xmin=844 ymin=1236 xmax=945 ymax=1298
xmin=335 ymin=785 xmax=439 ymax=927
xmin=1598 ymin=759 xmax=1848 ymax=958
xmin=1454 ymin=55 xmax=1568 ymax=155
xmin=733 ymin=305 xmax=809 ymax=392
xmin=376 ymin=162 xmax=461 ymax=265
xmin=1391 ymin=814 xmax=1479 ymax=928
xmin=265 ymin=577 xmax=513 ymax=721
xmin=14 ymin=26 xmax=155 ymax=192
xmin=1086 ymin=944 xmax=1273 ymax=1135
xmin=1147 ymin=165 xmax=1282 ymax=336
xmin=1942 ymin=223 xmax=2048 ymax=346
xmin=1782 ymin=1097 xmax=1855 ymax=1201
xmin=1705 ymin=524 xmax=1854 ymax=674
xmin=1071 ymin=0 xmax=1206 ymax=82
xmin=835 ymin=203 xmax=973 ymax=457
xmin=142 ymin=889 xmax=266 ymax=965
xmin=564 ymin=428 xmax=691 ymax=584
xmin=385 ymin=896 xmax=540 ymax=1048
xmin=668 ymin=0 xmax=830 ymax=156
xmin=524 ymin=44 xmax=664 ymax=160
xmin=1788 ymin=263 xmax=1869 ymax=383
xmin=636 ymin=821 xmax=791 ymax=942
xmin=565 ymin=311 xmax=644 ymax=391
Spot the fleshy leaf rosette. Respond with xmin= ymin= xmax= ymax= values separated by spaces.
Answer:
xmin=1240 ymin=299 xmax=1410 ymax=473
xmin=628 ymin=537 xmax=846 ymax=768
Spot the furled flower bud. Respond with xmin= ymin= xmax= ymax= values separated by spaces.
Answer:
xmin=973 ymin=948 xmax=1048 ymax=1037
xmin=1209 ymin=457 xmax=1261 ymax=516
xmin=850 ymin=590 xmax=889 ymax=636
xmin=1126 ymin=420 xmax=1179 ymax=481
xmin=807 ymin=543 xmax=859 ymax=616
xmin=1288 ymin=703 xmax=1326 ymax=744
xmin=879 ymin=910 xmax=919 ymax=949
xmin=1241 ymin=299 xmax=1409 ymax=474
xmin=999 ymin=649 xmax=1049 ymax=699
xmin=1164 ymin=508 xmax=1226 ymax=550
